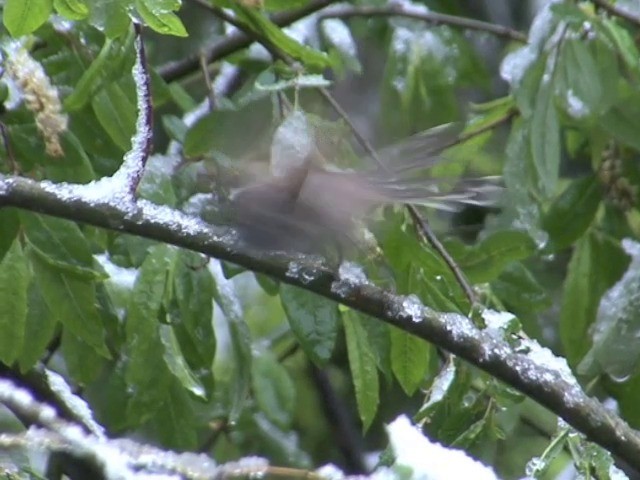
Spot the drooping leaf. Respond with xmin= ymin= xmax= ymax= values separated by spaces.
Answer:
xmin=560 ymin=233 xmax=628 ymax=367
xmin=30 ymin=252 xmax=110 ymax=358
xmin=581 ymin=239 xmax=640 ymax=381
xmin=91 ymin=82 xmax=136 ymax=151
xmin=124 ymin=244 xmax=177 ymax=422
xmin=543 ymin=176 xmax=602 ymax=251
xmin=0 ymin=239 xmax=29 ymax=365
xmin=210 ymin=260 xmax=252 ymax=422
xmin=530 ymin=74 xmax=560 ymax=197
xmin=280 ymin=284 xmax=339 ymax=365
xmin=159 ymin=324 xmax=206 ymax=399
xmin=390 ymin=326 xmax=431 ymax=396
xmin=251 ymin=349 xmax=296 ymax=429
xmin=21 ymin=212 xmax=102 ymax=279
xmin=18 ymin=282 xmax=58 ymax=372
xmin=343 ymin=310 xmax=379 ymax=430
xmin=449 ymin=230 xmax=537 ymax=284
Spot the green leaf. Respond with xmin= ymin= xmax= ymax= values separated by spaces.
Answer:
xmin=530 ymin=76 xmax=560 ymax=197
xmin=134 ymin=0 xmax=187 ymax=37
xmin=601 ymin=89 xmax=640 ymax=151
xmin=149 ymin=381 xmax=198 ymax=450
xmin=251 ymin=349 xmax=296 ymax=429
xmin=91 ymin=82 xmax=136 ymax=151
xmin=210 ymin=260 xmax=252 ymax=422
xmin=173 ymin=252 xmax=216 ymax=372
xmin=390 ymin=326 xmax=431 ymax=396
xmin=543 ymin=176 xmax=601 ymax=251
xmin=0 ymin=208 xmax=20 ymax=263
xmin=280 ymin=284 xmax=339 ymax=365
xmin=54 ymin=0 xmax=88 ymax=20
xmin=21 ymin=212 xmax=102 ymax=279
xmin=159 ymin=324 xmax=206 ymax=399
xmin=60 ymin=329 xmax=106 ymax=385
xmin=3 ymin=0 xmax=52 ymax=37
xmin=343 ymin=311 xmax=379 ymax=430
xmin=560 ymin=233 xmax=628 ymax=367
xmin=559 ymin=39 xmax=603 ymax=118
xmin=582 ymin=239 xmax=640 ymax=381
xmin=31 ymin=253 xmax=110 ymax=358
xmin=0 ymin=239 xmax=29 ymax=365
xmin=492 ymin=263 xmax=551 ymax=315
xmin=125 ymin=244 xmax=177 ymax=421
xmin=601 ymin=18 xmax=640 ymax=76
xmin=450 ymin=230 xmax=537 ymax=284
xmin=18 ymin=282 xmax=58 ymax=372
xmin=65 ymin=38 xmax=120 ymax=111
xmin=88 ymin=0 xmax=130 ymax=39
xmin=232 ymin=4 xmax=329 ymax=71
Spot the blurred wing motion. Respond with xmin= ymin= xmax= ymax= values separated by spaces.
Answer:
xmin=227 ymin=123 xmax=502 ymax=251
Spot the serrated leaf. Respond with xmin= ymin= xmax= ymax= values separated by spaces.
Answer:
xmin=91 ymin=83 xmax=136 ymax=151
xmin=531 ymin=76 xmax=560 ymax=197
xmin=54 ymin=0 xmax=88 ymax=20
xmin=31 ymin=253 xmax=110 ymax=358
xmin=125 ymin=244 xmax=177 ymax=421
xmin=561 ymin=233 xmax=628 ymax=367
xmin=135 ymin=0 xmax=187 ymax=37
xmin=3 ymin=0 xmax=52 ymax=37
xmin=543 ymin=176 xmax=601 ymax=251
xmin=0 ymin=239 xmax=29 ymax=365
xmin=159 ymin=324 xmax=206 ymax=399
xmin=280 ymin=284 xmax=339 ymax=365
xmin=21 ymin=212 xmax=102 ymax=279
xmin=344 ymin=311 xmax=379 ymax=430
xmin=251 ymin=349 xmax=296 ymax=429
xmin=18 ymin=282 xmax=57 ymax=372
xmin=390 ymin=326 xmax=430 ymax=396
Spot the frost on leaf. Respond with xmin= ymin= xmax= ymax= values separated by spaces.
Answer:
xmin=582 ymin=238 xmax=640 ymax=382
xmin=270 ymin=110 xmax=315 ymax=178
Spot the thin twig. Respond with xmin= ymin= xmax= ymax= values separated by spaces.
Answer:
xmin=318 ymin=4 xmax=528 ymax=43
xmin=317 ymin=86 xmax=478 ymax=304
xmin=159 ymin=0 xmax=339 ymax=82
xmin=592 ymin=0 xmax=640 ymax=27
xmin=199 ymin=51 xmax=216 ymax=111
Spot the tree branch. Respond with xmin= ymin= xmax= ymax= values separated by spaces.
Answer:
xmin=592 ymin=0 xmax=640 ymax=28
xmin=317 ymin=4 xmax=528 ymax=43
xmin=158 ymin=0 xmax=339 ymax=82
xmin=1 ymin=174 xmax=640 ymax=471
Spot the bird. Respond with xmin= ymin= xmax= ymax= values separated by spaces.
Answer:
xmin=222 ymin=119 xmax=501 ymax=253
